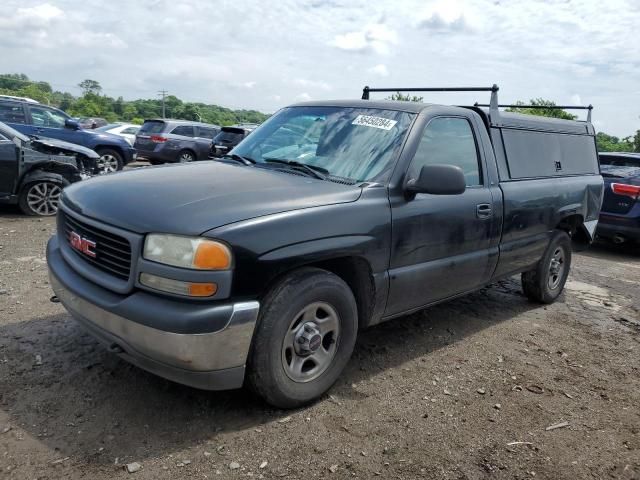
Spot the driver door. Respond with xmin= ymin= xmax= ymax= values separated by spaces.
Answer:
xmin=386 ymin=116 xmax=498 ymax=316
xmin=26 ymin=105 xmax=77 ymax=143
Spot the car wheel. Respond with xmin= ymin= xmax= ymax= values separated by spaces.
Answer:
xmin=177 ymin=150 xmax=196 ymax=163
xmin=247 ymin=267 xmax=358 ymax=409
xmin=18 ymin=179 xmax=64 ymax=216
xmin=96 ymin=149 xmax=123 ymax=173
xmin=522 ymin=230 xmax=572 ymax=304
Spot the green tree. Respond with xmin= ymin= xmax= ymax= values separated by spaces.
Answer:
xmin=596 ymin=132 xmax=634 ymax=152
xmin=78 ymin=79 xmax=102 ymax=95
xmin=386 ymin=91 xmax=424 ymax=102
xmin=506 ymin=98 xmax=577 ymax=120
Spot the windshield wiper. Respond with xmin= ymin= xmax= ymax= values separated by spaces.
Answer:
xmin=264 ymin=158 xmax=327 ymax=180
xmin=221 ymin=153 xmax=256 ymax=166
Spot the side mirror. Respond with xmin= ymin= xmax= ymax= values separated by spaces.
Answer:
xmin=406 ymin=164 xmax=466 ymax=196
xmin=65 ymin=119 xmax=80 ymax=130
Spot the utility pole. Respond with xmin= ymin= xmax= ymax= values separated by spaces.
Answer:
xmin=158 ymin=90 xmax=168 ymax=118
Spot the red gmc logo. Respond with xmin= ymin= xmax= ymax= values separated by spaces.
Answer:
xmin=69 ymin=231 xmax=97 ymax=258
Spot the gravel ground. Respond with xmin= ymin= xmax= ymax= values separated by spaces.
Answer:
xmin=0 ymin=206 xmax=639 ymax=480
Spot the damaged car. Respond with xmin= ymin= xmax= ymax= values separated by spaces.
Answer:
xmin=0 ymin=121 xmax=98 ymax=216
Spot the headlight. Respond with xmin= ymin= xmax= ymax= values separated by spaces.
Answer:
xmin=143 ymin=234 xmax=232 ymax=270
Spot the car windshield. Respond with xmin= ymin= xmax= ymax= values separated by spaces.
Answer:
xmin=232 ymin=106 xmax=415 ymax=182
xmin=94 ymin=123 xmax=122 ymax=132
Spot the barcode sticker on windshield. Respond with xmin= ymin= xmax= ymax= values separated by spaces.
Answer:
xmin=352 ymin=115 xmax=398 ymax=131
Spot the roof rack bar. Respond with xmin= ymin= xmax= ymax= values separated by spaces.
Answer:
xmin=361 ymin=85 xmax=498 ymax=100
xmin=474 ymin=103 xmax=593 ymax=123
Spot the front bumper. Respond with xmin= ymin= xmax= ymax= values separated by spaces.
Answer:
xmin=47 ymin=236 xmax=260 ymax=390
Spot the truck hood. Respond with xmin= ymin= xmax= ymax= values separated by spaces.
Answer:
xmin=61 ymin=161 xmax=362 ymax=235
xmin=31 ymin=137 xmax=100 ymax=159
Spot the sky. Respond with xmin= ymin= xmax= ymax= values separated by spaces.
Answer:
xmin=1 ymin=0 xmax=639 ymax=136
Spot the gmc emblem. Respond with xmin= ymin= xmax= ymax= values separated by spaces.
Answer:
xmin=69 ymin=231 xmax=97 ymax=258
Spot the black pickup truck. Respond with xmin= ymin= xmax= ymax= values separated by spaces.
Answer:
xmin=47 ymin=86 xmax=603 ymax=408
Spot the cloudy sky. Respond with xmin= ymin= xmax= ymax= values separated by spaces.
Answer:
xmin=1 ymin=0 xmax=639 ymax=136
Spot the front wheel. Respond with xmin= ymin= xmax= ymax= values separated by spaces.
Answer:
xmin=522 ymin=230 xmax=572 ymax=304
xmin=18 ymin=179 xmax=64 ymax=216
xmin=96 ymin=149 xmax=123 ymax=173
xmin=247 ymin=268 xmax=358 ymax=409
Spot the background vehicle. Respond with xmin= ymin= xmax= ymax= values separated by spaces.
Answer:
xmin=597 ymin=152 xmax=640 ymax=245
xmin=134 ymin=119 xmax=220 ymax=164
xmin=94 ymin=123 xmax=140 ymax=146
xmin=47 ymin=86 xmax=602 ymax=408
xmin=77 ymin=117 xmax=109 ymax=129
xmin=0 ymin=121 xmax=97 ymax=216
xmin=0 ymin=98 xmax=135 ymax=174
xmin=209 ymin=123 xmax=259 ymax=158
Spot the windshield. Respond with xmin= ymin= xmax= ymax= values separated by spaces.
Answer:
xmin=232 ymin=106 xmax=415 ymax=182
xmin=94 ymin=123 xmax=122 ymax=132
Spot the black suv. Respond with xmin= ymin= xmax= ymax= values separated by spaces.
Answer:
xmin=134 ymin=119 xmax=220 ymax=164
xmin=209 ymin=124 xmax=259 ymax=158
xmin=0 ymin=121 xmax=97 ymax=215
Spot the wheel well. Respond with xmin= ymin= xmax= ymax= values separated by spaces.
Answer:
xmin=94 ymin=145 xmax=123 ymax=158
xmin=266 ymin=257 xmax=375 ymax=330
xmin=178 ymin=148 xmax=196 ymax=157
xmin=556 ymin=214 xmax=590 ymax=250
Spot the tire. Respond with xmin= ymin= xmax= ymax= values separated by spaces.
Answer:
xmin=177 ymin=150 xmax=195 ymax=163
xmin=522 ymin=230 xmax=572 ymax=304
xmin=149 ymin=159 xmax=164 ymax=165
xmin=18 ymin=179 xmax=65 ymax=216
xmin=96 ymin=148 xmax=123 ymax=173
xmin=247 ymin=267 xmax=358 ymax=409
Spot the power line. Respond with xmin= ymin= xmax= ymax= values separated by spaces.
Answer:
xmin=158 ymin=89 xmax=168 ymax=118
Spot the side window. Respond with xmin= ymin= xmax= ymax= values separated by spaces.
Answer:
xmin=197 ymin=127 xmax=217 ymax=139
xmin=29 ymin=106 xmax=67 ymax=128
xmin=408 ymin=117 xmax=481 ymax=186
xmin=171 ymin=125 xmax=194 ymax=137
xmin=0 ymin=102 xmax=26 ymax=124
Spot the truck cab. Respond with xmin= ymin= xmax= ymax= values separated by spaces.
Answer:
xmin=47 ymin=86 xmax=603 ymax=408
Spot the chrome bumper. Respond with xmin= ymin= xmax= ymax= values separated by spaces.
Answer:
xmin=48 ymin=239 xmax=260 ymax=390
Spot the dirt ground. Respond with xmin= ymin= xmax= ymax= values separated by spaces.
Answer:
xmin=0 ymin=206 xmax=639 ymax=480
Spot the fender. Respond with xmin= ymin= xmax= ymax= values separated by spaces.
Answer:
xmin=19 ymin=169 xmax=71 ymax=192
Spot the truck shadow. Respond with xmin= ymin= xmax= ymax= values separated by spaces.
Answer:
xmin=577 ymin=240 xmax=640 ymax=261
xmin=0 ymin=278 xmax=539 ymax=463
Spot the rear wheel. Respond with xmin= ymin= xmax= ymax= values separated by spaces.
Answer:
xmin=522 ymin=230 xmax=572 ymax=303
xmin=96 ymin=148 xmax=123 ymax=173
xmin=18 ymin=179 xmax=64 ymax=216
xmin=177 ymin=150 xmax=195 ymax=163
xmin=247 ymin=268 xmax=358 ymax=409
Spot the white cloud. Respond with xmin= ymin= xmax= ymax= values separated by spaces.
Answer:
xmin=570 ymin=94 xmax=582 ymax=106
xmin=368 ymin=64 xmax=389 ymax=77
xmin=0 ymin=0 xmax=638 ymax=136
xmin=295 ymin=92 xmax=312 ymax=101
xmin=330 ymin=23 xmax=398 ymax=55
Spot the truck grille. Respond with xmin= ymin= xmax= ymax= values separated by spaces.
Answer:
xmin=61 ymin=212 xmax=132 ymax=281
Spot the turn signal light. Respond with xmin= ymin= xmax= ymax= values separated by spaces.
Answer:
xmin=193 ymin=241 xmax=232 ymax=270
xmin=150 ymin=135 xmax=167 ymax=143
xmin=611 ymin=183 xmax=640 ymax=199
xmin=140 ymin=273 xmax=217 ymax=297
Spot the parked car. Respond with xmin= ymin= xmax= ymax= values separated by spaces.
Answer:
xmin=596 ymin=152 xmax=640 ymax=245
xmin=94 ymin=123 xmax=140 ymax=146
xmin=209 ymin=124 xmax=259 ymax=158
xmin=47 ymin=86 xmax=603 ymax=408
xmin=134 ymin=119 xmax=220 ymax=164
xmin=0 ymin=98 xmax=136 ymax=174
xmin=0 ymin=121 xmax=97 ymax=216
xmin=78 ymin=117 xmax=109 ymax=129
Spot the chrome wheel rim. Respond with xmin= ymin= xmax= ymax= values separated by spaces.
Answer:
xmin=26 ymin=182 xmax=61 ymax=216
xmin=97 ymin=154 xmax=118 ymax=174
xmin=179 ymin=152 xmax=194 ymax=163
xmin=281 ymin=302 xmax=340 ymax=383
xmin=548 ymin=247 xmax=565 ymax=290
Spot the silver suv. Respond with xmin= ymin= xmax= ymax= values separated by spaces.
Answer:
xmin=134 ymin=119 xmax=220 ymax=164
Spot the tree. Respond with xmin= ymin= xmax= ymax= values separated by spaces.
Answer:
xmin=386 ymin=91 xmax=424 ymax=102
xmin=78 ymin=79 xmax=102 ymax=95
xmin=506 ymin=98 xmax=577 ymax=120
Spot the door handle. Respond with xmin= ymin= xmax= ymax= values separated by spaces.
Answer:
xmin=476 ymin=203 xmax=492 ymax=219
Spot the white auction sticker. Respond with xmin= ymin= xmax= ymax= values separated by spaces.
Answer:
xmin=351 ymin=115 xmax=398 ymax=131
